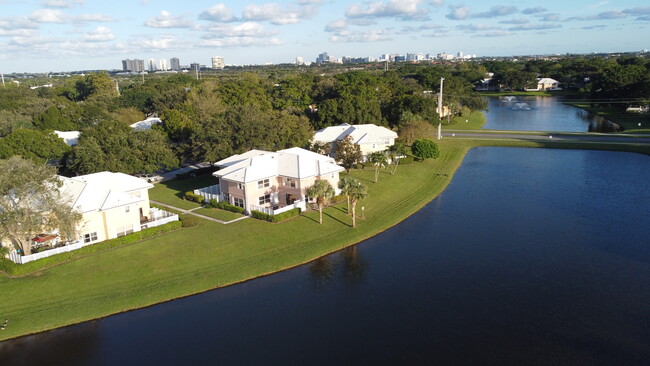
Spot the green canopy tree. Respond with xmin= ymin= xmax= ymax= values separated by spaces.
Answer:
xmin=367 ymin=151 xmax=388 ymax=183
xmin=338 ymin=176 xmax=356 ymax=215
xmin=411 ymin=138 xmax=440 ymax=160
xmin=0 ymin=156 xmax=82 ymax=255
xmin=335 ymin=135 xmax=362 ymax=173
xmin=306 ymin=179 xmax=335 ymax=225
xmin=0 ymin=129 xmax=71 ymax=165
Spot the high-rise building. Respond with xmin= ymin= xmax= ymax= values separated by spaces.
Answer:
xmin=148 ymin=58 xmax=157 ymax=72
xmin=211 ymin=56 xmax=225 ymax=69
xmin=295 ymin=57 xmax=304 ymax=65
xmin=316 ymin=52 xmax=333 ymax=64
xmin=159 ymin=59 xmax=168 ymax=71
xmin=121 ymin=59 xmax=145 ymax=73
xmin=170 ymin=57 xmax=180 ymax=71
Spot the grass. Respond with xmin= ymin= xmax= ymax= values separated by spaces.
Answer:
xmin=1 ymin=138 xmax=647 ymax=341
xmin=442 ymin=111 xmax=486 ymax=130
xmin=148 ymin=174 xmax=217 ymax=210
xmin=194 ymin=207 xmax=244 ymax=222
xmin=562 ymin=101 xmax=650 ymax=134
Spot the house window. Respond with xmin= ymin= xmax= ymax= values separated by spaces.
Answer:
xmin=83 ymin=232 xmax=98 ymax=243
xmin=258 ymin=194 xmax=271 ymax=205
xmin=234 ymin=198 xmax=244 ymax=208
xmin=285 ymin=178 xmax=296 ymax=188
xmin=237 ymin=182 xmax=245 ymax=190
xmin=257 ymin=179 xmax=270 ymax=189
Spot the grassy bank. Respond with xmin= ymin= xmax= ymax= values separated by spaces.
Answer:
xmin=562 ymin=101 xmax=650 ymax=134
xmin=0 ymin=142 xmax=469 ymax=341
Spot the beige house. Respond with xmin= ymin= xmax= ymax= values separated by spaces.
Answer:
xmin=3 ymin=172 xmax=177 ymax=264
xmin=312 ymin=123 xmax=398 ymax=159
xmin=526 ymin=78 xmax=561 ymax=91
xmin=211 ymin=147 xmax=344 ymax=215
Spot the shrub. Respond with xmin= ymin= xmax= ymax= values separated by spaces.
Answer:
xmin=184 ymin=191 xmax=204 ymax=203
xmin=206 ymin=199 xmax=244 ymax=214
xmin=251 ymin=208 xmax=301 ymax=223
xmin=411 ymin=139 xmax=440 ymax=160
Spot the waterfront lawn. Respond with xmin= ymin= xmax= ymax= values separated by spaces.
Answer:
xmin=149 ymin=174 xmax=218 ymax=210
xmin=194 ymin=207 xmax=244 ymax=222
xmin=562 ymin=102 xmax=650 ymax=134
xmin=0 ymin=144 xmax=468 ymax=341
xmin=443 ymin=111 xmax=486 ymax=130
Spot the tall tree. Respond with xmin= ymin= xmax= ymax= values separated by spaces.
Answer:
xmin=387 ymin=142 xmax=408 ymax=175
xmin=335 ymin=135 xmax=362 ymax=173
xmin=367 ymin=151 xmax=388 ymax=183
xmin=411 ymin=139 xmax=440 ymax=160
xmin=306 ymin=179 xmax=335 ymax=225
xmin=347 ymin=179 xmax=368 ymax=228
xmin=0 ymin=129 xmax=71 ymax=165
xmin=0 ymin=156 xmax=82 ymax=255
xmin=338 ymin=176 xmax=356 ymax=215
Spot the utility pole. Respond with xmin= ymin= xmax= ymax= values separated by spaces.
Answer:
xmin=437 ymin=77 xmax=444 ymax=140
xmin=1 ymin=71 xmax=4 ymax=87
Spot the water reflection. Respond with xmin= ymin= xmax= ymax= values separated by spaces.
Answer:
xmin=308 ymin=246 xmax=368 ymax=287
xmin=341 ymin=246 xmax=368 ymax=283
xmin=0 ymin=322 xmax=99 ymax=366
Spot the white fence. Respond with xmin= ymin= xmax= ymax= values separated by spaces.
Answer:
xmin=250 ymin=200 xmax=307 ymax=216
xmin=194 ymin=184 xmax=221 ymax=202
xmin=8 ymin=241 xmax=86 ymax=264
xmin=141 ymin=209 xmax=179 ymax=230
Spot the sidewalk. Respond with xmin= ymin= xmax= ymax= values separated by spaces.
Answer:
xmin=151 ymin=200 xmax=249 ymax=225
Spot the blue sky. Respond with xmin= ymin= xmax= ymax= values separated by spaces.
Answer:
xmin=1 ymin=0 xmax=649 ymax=73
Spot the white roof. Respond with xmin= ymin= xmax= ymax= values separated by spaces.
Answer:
xmin=312 ymin=123 xmax=397 ymax=145
xmin=59 ymin=172 xmax=153 ymax=213
xmin=54 ymin=130 xmax=80 ymax=146
xmin=129 ymin=117 xmax=162 ymax=131
xmin=214 ymin=147 xmax=343 ymax=184
xmin=537 ymin=78 xmax=559 ymax=84
xmin=214 ymin=149 xmax=271 ymax=168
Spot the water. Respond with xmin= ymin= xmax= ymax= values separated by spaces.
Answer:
xmin=483 ymin=96 xmax=615 ymax=132
xmin=2 ymin=148 xmax=649 ymax=365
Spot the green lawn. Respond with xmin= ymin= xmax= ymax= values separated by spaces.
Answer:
xmin=194 ymin=207 xmax=244 ymax=222
xmin=2 ymin=138 xmax=647 ymax=341
xmin=442 ymin=111 xmax=486 ymax=130
xmin=149 ymin=174 xmax=218 ymax=210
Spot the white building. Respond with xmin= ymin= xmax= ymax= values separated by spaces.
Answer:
xmin=159 ymin=59 xmax=168 ymax=71
xmin=148 ymin=58 xmax=157 ymax=72
xmin=211 ymin=56 xmax=225 ymax=69
xmin=312 ymin=123 xmax=398 ymax=159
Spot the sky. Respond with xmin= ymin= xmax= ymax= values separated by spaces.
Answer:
xmin=1 ymin=0 xmax=649 ymax=73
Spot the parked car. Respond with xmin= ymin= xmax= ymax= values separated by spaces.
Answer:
xmin=135 ymin=173 xmax=160 ymax=183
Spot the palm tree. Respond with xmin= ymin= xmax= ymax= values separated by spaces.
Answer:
xmin=338 ymin=176 xmax=357 ymax=215
xmin=348 ymin=180 xmax=368 ymax=228
xmin=367 ymin=151 xmax=388 ymax=183
xmin=306 ymin=179 xmax=335 ymax=224
xmin=387 ymin=142 xmax=407 ymax=175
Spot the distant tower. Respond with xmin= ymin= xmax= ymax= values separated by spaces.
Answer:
xmin=170 ymin=57 xmax=180 ymax=71
xmin=159 ymin=59 xmax=168 ymax=71
xmin=148 ymin=58 xmax=157 ymax=72
xmin=211 ymin=56 xmax=225 ymax=69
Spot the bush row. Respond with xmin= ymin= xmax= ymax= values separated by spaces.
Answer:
xmin=0 ymin=221 xmax=182 ymax=277
xmin=184 ymin=191 xmax=204 ymax=203
xmin=205 ymin=199 xmax=245 ymax=214
xmin=251 ymin=208 xmax=301 ymax=223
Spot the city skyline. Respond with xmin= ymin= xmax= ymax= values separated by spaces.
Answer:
xmin=1 ymin=0 xmax=649 ymax=73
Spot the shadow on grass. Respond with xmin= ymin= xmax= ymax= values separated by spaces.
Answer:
xmin=324 ymin=212 xmax=352 ymax=227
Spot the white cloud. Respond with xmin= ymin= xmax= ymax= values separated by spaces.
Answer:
xmin=522 ymin=7 xmax=546 ymax=14
xmin=509 ymin=23 xmax=562 ymax=31
xmin=329 ymin=29 xmax=392 ymax=42
xmin=457 ymin=24 xmax=501 ymax=32
xmin=472 ymin=6 xmax=517 ymax=18
xmin=82 ymin=26 xmax=114 ymax=42
xmin=242 ymin=3 xmax=307 ymax=25
xmin=75 ymin=13 xmax=113 ymax=23
xmin=29 ymin=9 xmax=68 ymax=23
xmin=430 ymin=0 xmax=444 ymax=8
xmin=325 ymin=19 xmax=348 ymax=32
xmin=0 ymin=17 xmax=38 ymax=31
xmin=346 ymin=0 xmax=428 ymax=20
xmin=499 ymin=18 xmax=529 ymax=25
xmin=144 ymin=10 xmax=193 ymax=28
xmin=540 ymin=14 xmax=560 ymax=22
xmin=446 ymin=5 xmax=470 ymax=20
xmin=41 ymin=0 xmax=84 ymax=8
xmin=197 ymin=36 xmax=284 ymax=48
xmin=476 ymin=30 xmax=513 ymax=37
xmin=131 ymin=34 xmax=191 ymax=51
xmin=204 ymin=22 xmax=277 ymax=38
xmin=199 ymin=4 xmax=237 ymax=22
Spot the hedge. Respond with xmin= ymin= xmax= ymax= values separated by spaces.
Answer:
xmin=0 ymin=221 xmax=182 ymax=277
xmin=251 ymin=208 xmax=301 ymax=223
xmin=206 ymin=199 xmax=245 ymax=214
xmin=184 ymin=191 xmax=205 ymax=203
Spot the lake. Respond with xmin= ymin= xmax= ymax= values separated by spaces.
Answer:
xmin=483 ymin=96 xmax=616 ymax=132
xmin=2 ymin=148 xmax=649 ymax=365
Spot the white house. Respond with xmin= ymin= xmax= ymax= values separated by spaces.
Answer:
xmin=526 ymin=78 xmax=561 ymax=91
xmin=3 ymin=172 xmax=178 ymax=264
xmin=53 ymin=130 xmax=80 ymax=146
xmin=206 ymin=147 xmax=344 ymax=215
xmin=312 ymin=123 xmax=398 ymax=159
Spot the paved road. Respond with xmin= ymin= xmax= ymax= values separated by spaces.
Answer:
xmin=443 ymin=130 xmax=650 ymax=145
